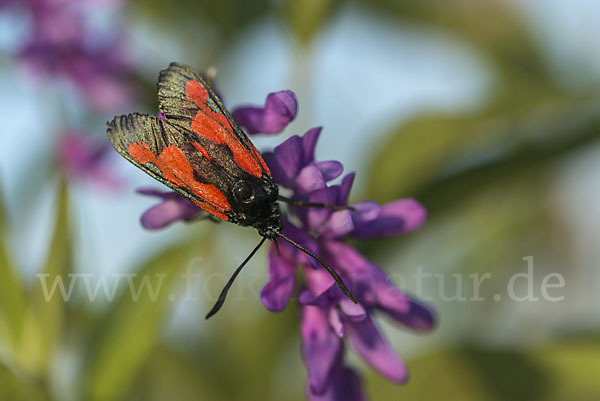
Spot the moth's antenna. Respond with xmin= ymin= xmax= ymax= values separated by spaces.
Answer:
xmin=276 ymin=232 xmax=357 ymax=304
xmin=278 ymin=195 xmax=355 ymax=211
xmin=205 ymin=236 xmax=267 ymax=319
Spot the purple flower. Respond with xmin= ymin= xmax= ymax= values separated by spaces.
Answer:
xmin=307 ymin=354 xmax=366 ymax=401
xmin=56 ymin=131 xmax=119 ymax=189
xmin=133 ymin=86 xmax=434 ymax=401
xmin=259 ymin=129 xmax=434 ymax=400
xmin=232 ymin=90 xmax=298 ymax=135
xmin=263 ymin=128 xmax=343 ymax=195
xmin=136 ymin=188 xmax=204 ymax=230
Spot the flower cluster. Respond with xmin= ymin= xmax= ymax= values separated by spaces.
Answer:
xmin=137 ymin=90 xmax=435 ymax=400
xmin=1 ymin=0 xmax=135 ymax=186
xmin=8 ymin=0 xmax=135 ymax=112
xmin=55 ymin=131 xmax=120 ymax=189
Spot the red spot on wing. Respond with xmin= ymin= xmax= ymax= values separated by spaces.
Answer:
xmin=185 ymin=80 xmax=230 ymax=126
xmin=128 ymin=141 xmax=230 ymax=219
xmin=192 ymin=141 xmax=210 ymax=160
xmin=185 ymin=80 xmax=264 ymax=178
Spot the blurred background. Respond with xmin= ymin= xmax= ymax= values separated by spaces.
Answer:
xmin=1 ymin=0 xmax=600 ymax=400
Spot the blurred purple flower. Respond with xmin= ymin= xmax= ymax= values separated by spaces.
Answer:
xmin=232 ymin=90 xmax=298 ymax=135
xmin=15 ymin=0 xmax=135 ymax=112
xmin=307 ymin=352 xmax=365 ymax=401
xmin=56 ymin=131 xmax=119 ymax=188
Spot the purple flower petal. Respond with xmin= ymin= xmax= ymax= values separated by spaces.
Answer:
xmin=338 ymin=173 xmax=355 ymax=205
xmin=271 ymin=135 xmax=303 ymax=187
xmin=139 ymin=193 xmax=203 ymax=230
xmin=325 ymin=241 xmax=436 ymax=331
xmin=320 ymin=210 xmax=354 ymax=239
xmin=302 ymin=186 xmax=339 ymax=231
xmin=323 ymin=241 xmax=375 ymax=283
xmin=302 ymin=263 xmax=339 ymax=299
xmin=301 ymin=127 xmax=322 ymax=164
xmin=351 ymin=198 xmax=426 ymax=239
xmin=307 ymin=363 xmax=366 ymax=401
xmin=301 ymin=303 xmax=342 ymax=395
xmin=281 ymin=220 xmax=322 ymax=268
xmin=346 ymin=316 xmax=408 ymax=383
xmin=295 ymin=165 xmax=327 ymax=195
xmin=370 ymin=278 xmax=436 ymax=330
xmin=380 ymin=296 xmax=436 ymax=332
xmin=268 ymin=128 xmax=327 ymax=190
xmin=136 ymin=187 xmax=174 ymax=198
xmin=329 ymin=309 xmax=345 ymax=337
xmin=338 ymin=298 xmax=366 ymax=322
xmin=372 ymin=279 xmax=410 ymax=314
xmin=261 ymin=245 xmax=296 ymax=312
xmin=232 ymin=90 xmax=297 ymax=135
xmin=314 ymin=161 xmax=343 ymax=182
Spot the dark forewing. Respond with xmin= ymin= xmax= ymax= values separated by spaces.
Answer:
xmin=156 ymin=62 xmax=271 ymax=178
xmin=106 ymin=113 xmax=232 ymax=220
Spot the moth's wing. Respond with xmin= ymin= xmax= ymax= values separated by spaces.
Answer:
xmin=106 ymin=113 xmax=233 ymax=220
xmin=156 ymin=62 xmax=271 ymax=179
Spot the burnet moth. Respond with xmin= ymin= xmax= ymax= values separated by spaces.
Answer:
xmin=107 ymin=62 xmax=356 ymax=318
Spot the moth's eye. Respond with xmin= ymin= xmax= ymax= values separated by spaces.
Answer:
xmin=234 ymin=181 xmax=254 ymax=203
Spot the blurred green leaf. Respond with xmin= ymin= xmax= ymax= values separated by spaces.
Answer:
xmin=282 ymin=0 xmax=343 ymax=45
xmin=82 ymin=237 xmax=207 ymax=401
xmin=0 ymin=361 xmax=51 ymax=401
xmin=192 ymin=305 xmax=303 ymax=401
xmin=136 ymin=346 xmax=225 ymax=401
xmin=367 ymin=338 xmax=600 ymax=401
xmin=19 ymin=182 xmax=71 ymax=374
xmin=131 ymin=0 xmax=271 ymax=51
xmin=530 ymin=336 xmax=600 ymax=400
xmin=414 ymin=102 xmax=600 ymax=218
xmin=0 ymin=182 xmax=26 ymax=352
xmin=366 ymin=97 xmax=600 ymax=202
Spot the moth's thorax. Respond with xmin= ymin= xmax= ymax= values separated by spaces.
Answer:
xmin=228 ymin=176 xmax=281 ymax=237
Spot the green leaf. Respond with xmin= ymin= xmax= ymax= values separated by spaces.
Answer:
xmin=0 ymin=361 xmax=51 ymax=401
xmin=82 ymin=237 xmax=207 ymax=401
xmin=0 ymin=182 xmax=26 ymax=352
xmin=18 ymin=182 xmax=71 ymax=374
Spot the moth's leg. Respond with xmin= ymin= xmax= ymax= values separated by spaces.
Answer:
xmin=278 ymin=195 xmax=355 ymax=211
